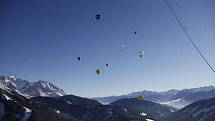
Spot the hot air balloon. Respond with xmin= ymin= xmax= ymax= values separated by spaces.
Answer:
xmin=134 ymin=31 xmax=137 ymax=34
xmin=121 ymin=43 xmax=127 ymax=51
xmin=137 ymin=96 xmax=144 ymax=101
xmin=96 ymin=68 xmax=101 ymax=75
xmin=106 ymin=64 xmax=109 ymax=67
xmin=95 ymin=14 xmax=101 ymax=21
xmin=77 ymin=56 xmax=81 ymax=61
xmin=138 ymin=51 xmax=144 ymax=58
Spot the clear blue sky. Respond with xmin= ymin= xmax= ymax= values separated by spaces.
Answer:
xmin=0 ymin=0 xmax=215 ymax=97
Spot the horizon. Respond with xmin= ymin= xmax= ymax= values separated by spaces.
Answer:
xmin=1 ymin=0 xmax=215 ymax=97
xmin=1 ymin=74 xmax=215 ymax=98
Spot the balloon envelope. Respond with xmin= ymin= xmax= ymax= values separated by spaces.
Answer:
xmin=95 ymin=14 xmax=101 ymax=20
xmin=121 ymin=43 xmax=127 ymax=50
xmin=77 ymin=57 xmax=81 ymax=61
xmin=96 ymin=69 xmax=101 ymax=75
xmin=138 ymin=51 xmax=144 ymax=58
xmin=137 ymin=96 xmax=144 ymax=101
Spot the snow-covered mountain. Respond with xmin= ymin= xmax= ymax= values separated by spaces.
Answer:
xmin=94 ymin=86 xmax=215 ymax=109
xmin=0 ymin=75 xmax=66 ymax=97
xmin=1 ymin=75 xmax=215 ymax=121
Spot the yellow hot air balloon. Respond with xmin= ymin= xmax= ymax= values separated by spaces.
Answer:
xmin=138 ymin=51 xmax=144 ymax=58
xmin=96 ymin=68 xmax=101 ymax=75
xmin=137 ymin=96 xmax=144 ymax=101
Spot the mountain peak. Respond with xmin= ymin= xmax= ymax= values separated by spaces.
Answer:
xmin=38 ymin=80 xmax=48 ymax=83
xmin=0 ymin=75 xmax=16 ymax=82
xmin=0 ymin=75 xmax=66 ymax=97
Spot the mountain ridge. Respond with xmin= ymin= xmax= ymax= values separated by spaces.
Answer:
xmin=94 ymin=85 xmax=215 ymax=109
xmin=0 ymin=75 xmax=66 ymax=97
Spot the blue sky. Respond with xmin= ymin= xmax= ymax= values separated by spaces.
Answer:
xmin=0 ymin=0 xmax=215 ymax=97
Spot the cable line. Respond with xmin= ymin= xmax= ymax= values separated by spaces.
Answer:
xmin=164 ymin=0 xmax=215 ymax=73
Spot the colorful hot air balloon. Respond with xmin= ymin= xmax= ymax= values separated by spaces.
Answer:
xmin=137 ymin=96 xmax=144 ymax=101
xmin=138 ymin=51 xmax=144 ymax=58
xmin=95 ymin=14 xmax=101 ymax=21
xmin=96 ymin=68 xmax=101 ymax=75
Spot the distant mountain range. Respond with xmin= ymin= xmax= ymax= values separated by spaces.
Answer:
xmin=94 ymin=86 xmax=215 ymax=109
xmin=0 ymin=75 xmax=66 ymax=97
xmin=0 ymin=75 xmax=215 ymax=121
